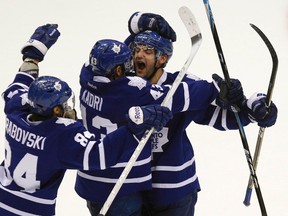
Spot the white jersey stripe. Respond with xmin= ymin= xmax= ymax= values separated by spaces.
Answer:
xmin=181 ymin=82 xmax=190 ymax=112
xmin=0 ymin=184 xmax=56 ymax=205
xmin=152 ymin=173 xmax=198 ymax=189
xmin=112 ymin=156 xmax=151 ymax=168
xmin=151 ymin=157 xmax=195 ymax=172
xmin=0 ymin=202 xmax=42 ymax=216
xmin=77 ymin=171 xmax=151 ymax=184
xmin=209 ymin=106 xmax=221 ymax=126
xmin=83 ymin=140 xmax=96 ymax=170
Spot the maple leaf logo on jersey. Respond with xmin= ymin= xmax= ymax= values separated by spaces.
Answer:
xmin=56 ymin=118 xmax=76 ymax=126
xmin=127 ymin=77 xmax=146 ymax=90
xmin=112 ymin=43 xmax=121 ymax=54
xmin=54 ymin=81 xmax=62 ymax=91
xmin=7 ymin=89 xmax=19 ymax=99
xmin=20 ymin=92 xmax=29 ymax=106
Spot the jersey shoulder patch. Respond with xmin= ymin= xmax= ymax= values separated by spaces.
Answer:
xmin=55 ymin=118 xmax=77 ymax=126
xmin=127 ymin=76 xmax=147 ymax=90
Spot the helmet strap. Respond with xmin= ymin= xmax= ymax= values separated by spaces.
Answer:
xmin=146 ymin=53 xmax=165 ymax=83
xmin=147 ymin=61 xmax=163 ymax=83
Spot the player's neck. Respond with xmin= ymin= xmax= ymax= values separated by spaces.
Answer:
xmin=149 ymin=68 xmax=163 ymax=84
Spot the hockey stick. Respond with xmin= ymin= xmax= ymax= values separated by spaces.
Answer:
xmin=98 ymin=6 xmax=202 ymax=216
xmin=243 ymin=23 xmax=278 ymax=206
xmin=202 ymin=1 xmax=267 ymax=215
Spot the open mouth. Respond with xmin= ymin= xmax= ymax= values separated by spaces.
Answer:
xmin=136 ymin=60 xmax=146 ymax=70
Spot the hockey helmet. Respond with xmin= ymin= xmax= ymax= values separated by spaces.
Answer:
xmin=27 ymin=76 xmax=74 ymax=117
xmin=88 ymin=39 xmax=133 ymax=77
xmin=133 ymin=30 xmax=173 ymax=62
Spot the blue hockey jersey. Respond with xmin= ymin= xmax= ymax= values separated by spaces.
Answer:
xmin=75 ymin=65 xmax=252 ymax=204
xmin=144 ymin=71 xmax=252 ymax=206
xmin=0 ymin=72 xmax=147 ymax=215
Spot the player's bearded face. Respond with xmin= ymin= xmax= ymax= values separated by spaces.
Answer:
xmin=133 ymin=44 xmax=157 ymax=79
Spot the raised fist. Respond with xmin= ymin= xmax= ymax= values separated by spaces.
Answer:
xmin=21 ymin=24 xmax=60 ymax=61
xmin=128 ymin=12 xmax=176 ymax=42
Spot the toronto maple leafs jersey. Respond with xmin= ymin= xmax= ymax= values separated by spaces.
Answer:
xmin=0 ymin=72 xmax=145 ymax=215
xmin=75 ymin=65 xmax=252 ymax=204
xmin=143 ymin=71 xmax=252 ymax=206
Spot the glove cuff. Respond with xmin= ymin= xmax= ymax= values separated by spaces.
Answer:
xmin=18 ymin=58 xmax=39 ymax=78
xmin=128 ymin=12 xmax=144 ymax=34
xmin=128 ymin=106 xmax=144 ymax=125
xmin=246 ymin=92 xmax=266 ymax=110
xmin=21 ymin=39 xmax=48 ymax=56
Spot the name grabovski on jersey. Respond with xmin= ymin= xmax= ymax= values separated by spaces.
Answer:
xmin=5 ymin=118 xmax=46 ymax=150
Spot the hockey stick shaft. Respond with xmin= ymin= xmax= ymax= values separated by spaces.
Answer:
xmin=243 ymin=23 xmax=278 ymax=206
xmin=202 ymin=1 xmax=267 ymax=215
xmin=98 ymin=6 xmax=202 ymax=216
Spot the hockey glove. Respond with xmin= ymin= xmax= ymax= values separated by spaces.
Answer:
xmin=246 ymin=92 xmax=277 ymax=127
xmin=21 ymin=24 xmax=60 ymax=61
xmin=212 ymin=73 xmax=245 ymax=111
xmin=128 ymin=12 xmax=176 ymax=42
xmin=127 ymin=105 xmax=172 ymax=136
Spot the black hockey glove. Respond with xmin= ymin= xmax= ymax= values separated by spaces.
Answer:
xmin=212 ymin=73 xmax=245 ymax=111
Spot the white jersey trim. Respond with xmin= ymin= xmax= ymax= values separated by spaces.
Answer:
xmin=209 ymin=106 xmax=220 ymax=126
xmin=0 ymin=202 xmax=46 ymax=216
xmin=152 ymin=173 xmax=198 ymax=189
xmin=181 ymin=82 xmax=190 ymax=112
xmin=151 ymin=157 xmax=195 ymax=172
xmin=83 ymin=140 xmax=97 ymax=170
xmin=0 ymin=184 xmax=56 ymax=205
xmin=77 ymin=171 xmax=151 ymax=184
xmin=112 ymin=156 xmax=151 ymax=168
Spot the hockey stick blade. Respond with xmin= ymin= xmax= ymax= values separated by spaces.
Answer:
xmin=250 ymin=23 xmax=278 ymax=104
xmin=202 ymin=1 xmax=267 ymax=215
xmin=98 ymin=7 xmax=202 ymax=216
xmin=243 ymin=23 xmax=278 ymax=207
xmin=160 ymin=6 xmax=202 ymax=106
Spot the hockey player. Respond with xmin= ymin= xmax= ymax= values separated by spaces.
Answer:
xmin=74 ymin=34 xmax=277 ymax=216
xmin=75 ymin=13 xmax=277 ymax=216
xmin=126 ymin=12 xmax=278 ymax=216
xmin=75 ymin=15 xmax=182 ymax=216
xmin=0 ymin=24 xmax=172 ymax=216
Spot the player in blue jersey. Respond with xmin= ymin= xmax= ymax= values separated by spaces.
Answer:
xmin=76 ymin=13 xmax=277 ymax=216
xmin=75 ymin=15 xmax=180 ymax=216
xmin=126 ymin=12 xmax=278 ymax=216
xmin=0 ymin=24 xmax=172 ymax=216
xmin=75 ymin=16 xmax=277 ymax=216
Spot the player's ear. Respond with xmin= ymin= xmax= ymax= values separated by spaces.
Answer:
xmin=157 ymin=54 xmax=168 ymax=66
xmin=114 ymin=65 xmax=125 ymax=78
xmin=52 ymin=106 xmax=63 ymax=117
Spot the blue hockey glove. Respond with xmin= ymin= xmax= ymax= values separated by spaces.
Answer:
xmin=21 ymin=24 xmax=60 ymax=61
xmin=128 ymin=12 xmax=176 ymax=42
xmin=212 ymin=73 xmax=245 ymax=111
xmin=127 ymin=105 xmax=173 ymax=136
xmin=246 ymin=92 xmax=278 ymax=127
